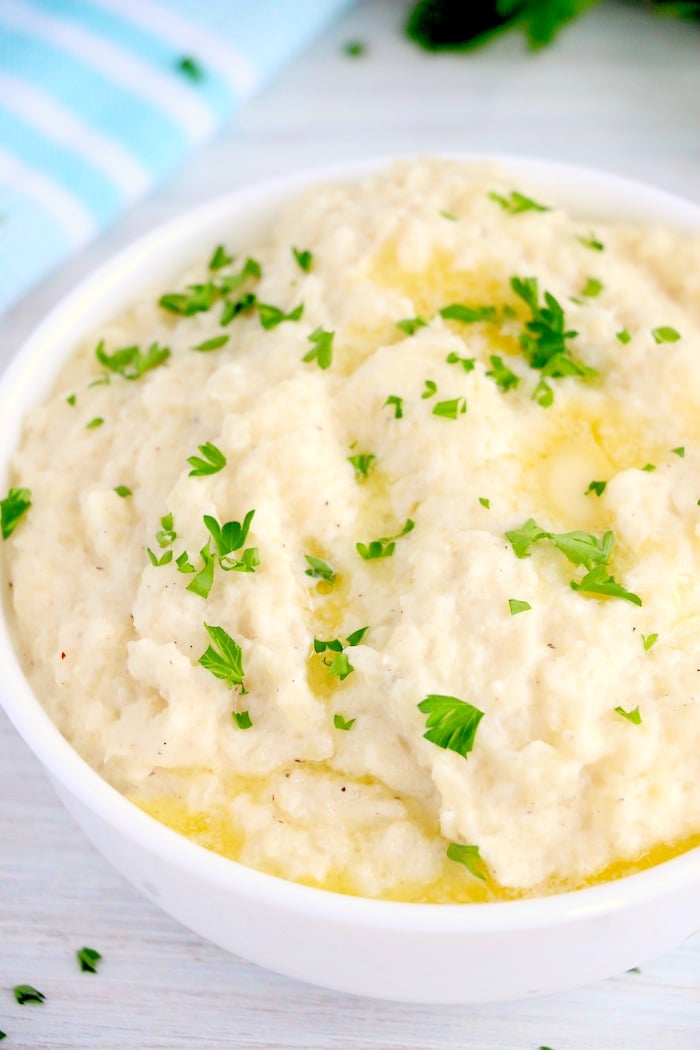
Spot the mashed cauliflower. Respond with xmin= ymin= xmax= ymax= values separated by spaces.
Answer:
xmin=3 ymin=160 xmax=700 ymax=901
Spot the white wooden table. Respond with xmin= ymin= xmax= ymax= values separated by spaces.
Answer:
xmin=1 ymin=2 xmax=698 ymax=1046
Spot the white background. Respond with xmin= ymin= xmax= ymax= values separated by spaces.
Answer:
xmin=1 ymin=1 xmax=698 ymax=1046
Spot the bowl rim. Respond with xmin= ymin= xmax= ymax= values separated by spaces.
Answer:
xmin=1 ymin=152 xmax=699 ymax=934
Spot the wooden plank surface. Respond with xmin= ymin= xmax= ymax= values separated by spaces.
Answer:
xmin=1 ymin=2 xmax=699 ymax=1046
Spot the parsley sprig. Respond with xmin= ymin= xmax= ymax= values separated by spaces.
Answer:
xmin=187 ymin=442 xmax=227 ymax=476
xmin=76 ymin=947 xmax=102 ymax=973
xmin=1 ymin=487 xmax=31 ymax=539
xmin=303 ymin=327 xmax=334 ymax=369
xmin=95 ymin=340 xmax=170 ymax=381
xmin=357 ymin=518 xmax=414 ymax=560
xmin=418 ymin=694 xmax=484 ymax=758
xmin=304 ymin=554 xmax=336 ymax=584
xmin=314 ymin=626 xmax=369 ymax=681
xmin=446 ymin=842 xmax=487 ymax=880
xmin=489 ymin=190 xmax=550 ymax=214
xmin=199 ymin=623 xmax=246 ymax=693
xmin=160 ymin=257 xmax=261 ymax=317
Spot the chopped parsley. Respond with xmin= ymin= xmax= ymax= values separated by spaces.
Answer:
xmin=13 ymin=985 xmax=45 ymax=1005
xmin=192 ymin=334 xmax=229 ymax=352
xmin=384 ymin=394 xmax=404 ymax=418
xmin=76 ymin=947 xmax=102 ymax=974
xmin=446 ymin=842 xmax=487 ymax=880
xmin=616 ymin=328 xmax=632 ymax=344
xmin=199 ymin=623 xmax=246 ymax=692
xmin=1 ymin=487 xmax=31 ymax=540
xmin=147 ymin=547 xmax=172 ymax=567
xmin=348 ymin=452 xmax=376 ymax=478
xmin=440 ymin=210 xmax=458 ymax=221
xmin=314 ymin=627 xmax=368 ymax=681
xmin=356 ymin=518 xmax=414 ymax=560
xmin=233 ymin=710 xmax=253 ymax=729
xmin=577 ymin=233 xmax=605 ymax=251
xmin=204 ymin=510 xmax=258 ymax=572
xmin=614 ymin=705 xmax=642 ymax=725
xmin=187 ymin=441 xmax=227 ymax=476
xmin=66 ymin=393 xmax=77 ymax=405
xmin=209 ymin=245 xmax=232 ymax=271
xmin=440 ymin=303 xmax=497 ymax=324
xmin=585 ymin=480 xmax=607 ymax=497
xmin=397 ymin=316 xmax=427 ymax=335
xmin=570 ymin=566 xmax=642 ymax=606
xmin=508 ymin=599 xmax=531 ymax=615
xmin=418 ymin=694 xmax=484 ymax=758
xmin=303 ymin=327 xmax=334 ymax=369
xmin=114 ymin=485 xmax=132 ymax=498
xmin=672 ymin=447 xmax=685 ymax=458
xmin=510 ymin=277 xmax=595 ymax=401
xmin=581 ymin=276 xmax=604 ymax=298
xmin=179 ymin=544 xmax=215 ymax=597
xmin=422 ymin=379 xmax=438 ymax=399
xmin=446 ymin=351 xmax=475 ymax=372
xmin=432 ymin=397 xmax=467 ymax=419
xmin=258 ymin=301 xmax=303 ymax=329
xmin=489 ymin=190 xmax=550 ymax=214
xmin=343 ymin=39 xmax=366 ymax=57
xmin=652 ymin=326 xmax=681 ymax=344
xmin=642 ymin=633 xmax=658 ymax=652
xmin=478 ymin=496 xmax=490 ymax=509
xmin=86 ymin=417 xmax=104 ymax=429
xmin=486 ymin=354 xmax=519 ymax=391
xmin=155 ymin=513 xmax=176 ymax=548
xmin=304 ymin=554 xmax=336 ymax=584
xmin=95 ymin=339 xmax=170 ymax=380
xmin=176 ymin=55 xmax=204 ymax=81
xmin=160 ymin=258 xmax=260 ymax=317
xmin=641 ymin=463 xmax=656 ymax=472
xmin=334 ymin=713 xmax=356 ymax=730
xmin=220 ymin=293 xmax=256 ymax=326
xmin=292 ymin=247 xmax=313 ymax=272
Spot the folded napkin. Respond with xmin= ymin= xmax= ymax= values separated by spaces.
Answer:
xmin=0 ymin=0 xmax=353 ymax=315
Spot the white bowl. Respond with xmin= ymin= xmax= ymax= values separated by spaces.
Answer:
xmin=1 ymin=157 xmax=699 ymax=1004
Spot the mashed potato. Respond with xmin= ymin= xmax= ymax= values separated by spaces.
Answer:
xmin=3 ymin=160 xmax=700 ymax=901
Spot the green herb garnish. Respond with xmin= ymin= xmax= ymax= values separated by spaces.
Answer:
xmin=671 ymin=447 xmax=685 ymax=458
xmin=199 ymin=623 xmax=246 ymax=692
xmin=95 ymin=339 xmax=170 ymax=380
xmin=258 ymin=301 xmax=303 ymax=330
xmin=147 ymin=547 xmax=173 ymax=567
xmin=304 ymin=554 xmax=336 ymax=584
xmin=578 ymin=233 xmax=604 ymax=251
xmin=86 ymin=417 xmax=104 ymax=429
xmin=114 ymin=485 xmax=132 ymax=498
xmin=397 ymin=316 xmax=427 ymax=335
xmin=334 ymin=713 xmax=356 ymax=730
xmin=641 ymin=464 xmax=656 ymax=472
xmin=176 ymin=55 xmax=204 ymax=81
xmin=220 ymin=292 xmax=256 ymax=326
xmin=356 ymin=518 xmax=414 ymax=560
xmin=66 ymin=393 xmax=77 ymax=405
xmin=418 ymin=694 xmax=484 ymax=758
xmin=642 ymin=633 xmax=658 ymax=652
xmin=582 ymin=276 xmax=603 ymax=298
xmin=489 ymin=190 xmax=550 ymax=214
xmin=570 ymin=566 xmax=642 ymax=606
xmin=507 ymin=518 xmax=613 ymax=570
xmin=233 ymin=710 xmax=253 ymax=729
xmin=478 ymin=496 xmax=490 ymax=509
xmin=187 ymin=442 xmax=227 ymax=476
xmin=616 ymin=328 xmax=632 ymax=344
xmin=508 ymin=599 xmax=531 ymax=615
xmin=343 ymin=39 xmax=366 ymax=57
xmin=432 ymin=396 xmax=467 ymax=419
xmin=440 ymin=209 xmax=458 ymax=221
xmin=209 ymin=245 xmax=232 ymax=271
xmin=440 ymin=303 xmax=497 ymax=324
xmin=292 ymin=247 xmax=313 ymax=272
xmin=314 ymin=627 xmax=368 ymax=681
xmin=446 ymin=842 xmax=487 ymax=880
xmin=13 ymin=985 xmax=45 ymax=1005
xmin=614 ymin=705 xmax=642 ymax=725
xmin=182 ymin=544 xmax=215 ymax=597
xmin=652 ymin=326 xmax=681 ymax=344
xmin=486 ymin=354 xmax=519 ymax=391
xmin=348 ymin=452 xmax=375 ymax=478
xmin=303 ymin=327 xmax=334 ymax=369
xmin=422 ymin=379 xmax=438 ymax=399
xmin=446 ymin=351 xmax=475 ymax=372
xmin=76 ymin=947 xmax=102 ymax=974
xmin=384 ymin=394 xmax=404 ymax=418
xmin=585 ymin=480 xmax=607 ymax=497
xmin=1 ymin=487 xmax=31 ymax=539
xmin=204 ymin=510 xmax=257 ymax=572
xmin=192 ymin=334 xmax=229 ymax=352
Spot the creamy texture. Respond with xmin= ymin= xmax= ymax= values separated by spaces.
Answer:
xmin=4 ymin=160 xmax=700 ymax=901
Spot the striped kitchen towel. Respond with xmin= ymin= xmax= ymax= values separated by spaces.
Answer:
xmin=0 ymin=0 xmax=354 ymax=315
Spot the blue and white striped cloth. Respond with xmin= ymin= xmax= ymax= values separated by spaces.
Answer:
xmin=0 ymin=0 xmax=353 ymax=314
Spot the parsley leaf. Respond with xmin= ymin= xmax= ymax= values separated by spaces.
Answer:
xmin=305 ymin=554 xmax=336 ymax=584
xmin=489 ymin=190 xmax=550 ymax=214
xmin=672 ymin=447 xmax=685 ymax=458
xmin=384 ymin=394 xmax=404 ymax=418
xmin=155 ymin=513 xmax=176 ymax=548
xmin=479 ymin=496 xmax=490 ymax=509
xmin=582 ymin=276 xmax=604 ymax=298
xmin=86 ymin=417 xmax=104 ymax=429
xmin=508 ymin=599 xmax=531 ymax=615
xmin=446 ymin=842 xmax=487 ymax=880
xmin=585 ymin=480 xmax=607 ymax=497
xmin=209 ymin=245 xmax=232 ymax=271
xmin=418 ymin=694 xmax=484 ymax=758
xmin=641 ymin=463 xmax=656 ymax=472
xmin=571 ymin=566 xmax=642 ymax=606
xmin=303 ymin=327 xmax=334 ymax=369
xmin=617 ymin=328 xmax=632 ymax=344
xmin=184 ymin=544 xmax=215 ymax=597
xmin=343 ymin=39 xmax=366 ymax=57
xmin=440 ymin=209 xmax=458 ymax=221
xmin=314 ymin=628 xmax=368 ymax=681
xmin=233 ymin=710 xmax=253 ymax=729
xmin=203 ymin=509 xmax=257 ymax=571
xmin=348 ymin=452 xmax=376 ymax=478
xmin=440 ymin=303 xmax=497 ymax=324
xmin=258 ymin=302 xmax=303 ymax=329
xmin=433 ymin=396 xmax=467 ymax=419
xmin=1 ymin=487 xmax=31 ymax=539
xmin=642 ymin=632 xmax=658 ymax=652
xmin=334 ymin=713 xmax=356 ymax=730
xmin=422 ymin=379 xmax=438 ymax=399
xmin=187 ymin=442 xmax=227 ymax=476
xmin=346 ymin=625 xmax=369 ymax=646
xmin=76 ymin=947 xmax=102 ymax=974
xmin=114 ymin=485 xmax=132 ymax=498
xmin=13 ymin=985 xmax=45 ymax=1005
xmin=147 ymin=547 xmax=173 ymax=567
xmin=66 ymin=393 xmax=77 ymax=405
xmin=614 ymin=705 xmax=642 ymax=725
xmin=486 ymin=354 xmax=519 ymax=391
xmin=95 ymin=339 xmax=170 ymax=380
xmin=577 ymin=233 xmax=605 ymax=251
xmin=397 ymin=316 xmax=427 ymax=335
xmin=192 ymin=334 xmax=229 ymax=353
xmin=507 ymin=518 xmax=613 ymax=570
xmin=220 ymin=292 xmax=256 ymax=326
xmin=446 ymin=351 xmax=475 ymax=372
xmin=292 ymin=247 xmax=313 ymax=272
xmin=199 ymin=623 xmax=246 ymax=692
xmin=176 ymin=55 xmax=204 ymax=81
xmin=356 ymin=518 xmax=414 ymax=560
xmin=652 ymin=326 xmax=681 ymax=344
xmin=160 ymin=259 xmax=260 ymax=317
